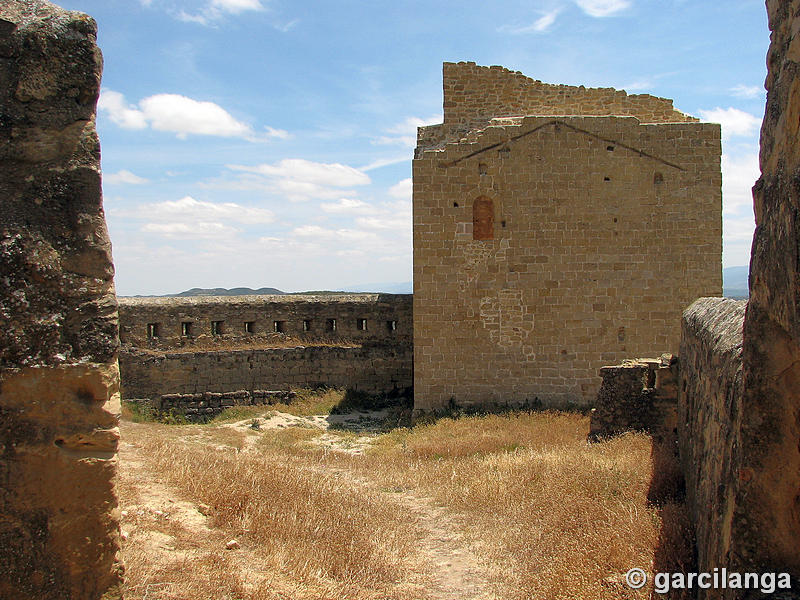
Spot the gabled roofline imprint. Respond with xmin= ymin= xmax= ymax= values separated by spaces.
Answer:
xmin=437 ymin=119 xmax=687 ymax=171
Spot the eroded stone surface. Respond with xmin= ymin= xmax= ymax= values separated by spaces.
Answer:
xmin=737 ymin=0 xmax=800 ymax=582
xmin=678 ymin=297 xmax=746 ymax=587
xmin=0 ymin=1 xmax=122 ymax=598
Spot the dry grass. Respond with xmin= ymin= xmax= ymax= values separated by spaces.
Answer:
xmin=119 ymin=406 xmax=691 ymax=600
xmin=338 ymin=412 xmax=679 ymax=599
xmin=120 ymin=420 xmax=430 ymax=600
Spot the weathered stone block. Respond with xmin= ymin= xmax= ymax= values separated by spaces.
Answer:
xmin=0 ymin=1 xmax=122 ymax=598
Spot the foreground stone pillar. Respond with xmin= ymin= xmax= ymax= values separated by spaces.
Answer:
xmin=0 ymin=1 xmax=123 ymax=598
xmin=737 ymin=0 xmax=800 ymax=581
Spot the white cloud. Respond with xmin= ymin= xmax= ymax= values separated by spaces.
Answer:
xmin=98 ymin=90 xmax=148 ymax=130
xmin=388 ymin=178 xmax=412 ymax=200
xmin=98 ymin=89 xmax=285 ymax=141
xmin=264 ymin=126 xmax=291 ymax=140
xmin=141 ymin=222 xmax=239 ymax=239
xmin=178 ymin=0 xmax=264 ymax=25
xmin=698 ymin=107 xmax=761 ymax=139
xmin=375 ymin=115 xmax=442 ymax=147
xmin=360 ymin=156 xmax=409 ymax=172
xmin=119 ymin=196 xmax=274 ymax=240
xmin=574 ymin=0 xmax=631 ymax=17
xmin=320 ymin=198 xmax=375 ymax=214
xmin=622 ymin=80 xmax=653 ymax=92
xmin=500 ymin=9 xmax=561 ymax=34
xmin=139 ymin=94 xmax=252 ymax=139
xmin=730 ymin=84 xmax=763 ymax=99
xmin=142 ymin=195 xmax=275 ymax=224
xmin=722 ymin=151 xmax=760 ymax=216
xmin=723 ymin=213 xmax=756 ymax=268
xmin=211 ymin=0 xmax=264 ymax=13
xmin=104 ymin=169 xmax=149 ymax=185
xmin=274 ymin=19 xmax=299 ymax=32
xmin=224 ymin=158 xmax=371 ymax=201
xmin=231 ymin=158 xmax=370 ymax=187
xmin=291 ymin=225 xmax=378 ymax=243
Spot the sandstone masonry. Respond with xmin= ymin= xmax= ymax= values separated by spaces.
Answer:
xmin=413 ymin=62 xmax=722 ymax=412
xmin=0 ymin=2 xmax=123 ymax=597
xmin=118 ymin=295 xmax=413 ymax=408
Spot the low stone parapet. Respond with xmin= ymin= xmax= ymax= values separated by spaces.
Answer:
xmin=150 ymin=389 xmax=297 ymax=420
xmin=589 ymin=355 xmax=678 ymax=442
xmin=679 ymin=297 xmax=746 ymax=584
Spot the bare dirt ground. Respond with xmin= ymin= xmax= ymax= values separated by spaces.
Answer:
xmin=118 ymin=411 xmax=500 ymax=600
xmin=118 ymin=405 xmax=675 ymax=600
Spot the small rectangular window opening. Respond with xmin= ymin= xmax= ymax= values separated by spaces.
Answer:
xmin=147 ymin=323 xmax=160 ymax=339
xmin=274 ymin=320 xmax=286 ymax=333
xmin=244 ymin=321 xmax=255 ymax=334
xmin=357 ymin=318 xmax=368 ymax=331
xmin=303 ymin=319 xmax=311 ymax=332
xmin=387 ymin=320 xmax=397 ymax=332
xmin=181 ymin=321 xmax=193 ymax=337
xmin=327 ymin=318 xmax=337 ymax=332
xmin=211 ymin=321 xmax=224 ymax=336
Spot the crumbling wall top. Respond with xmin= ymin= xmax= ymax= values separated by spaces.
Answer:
xmin=117 ymin=293 xmax=410 ymax=308
xmin=441 ymin=61 xmax=697 ymax=129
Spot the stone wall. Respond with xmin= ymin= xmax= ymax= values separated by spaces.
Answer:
xmin=118 ymin=293 xmax=412 ymax=348
xmin=442 ymin=62 xmax=697 ymax=128
xmin=735 ymin=0 xmax=800 ymax=583
xmin=154 ymin=389 xmax=296 ymax=420
xmin=118 ymin=294 xmax=413 ymax=405
xmin=418 ymin=62 xmax=698 ymax=149
xmin=589 ymin=355 xmax=678 ymax=442
xmin=120 ymin=344 xmax=413 ymax=402
xmin=413 ymin=79 xmax=721 ymax=412
xmin=0 ymin=2 xmax=122 ymax=598
xmin=678 ymin=297 xmax=746 ymax=586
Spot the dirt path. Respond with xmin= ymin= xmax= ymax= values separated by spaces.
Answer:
xmin=119 ymin=417 xmax=497 ymax=600
xmin=223 ymin=413 xmax=497 ymax=597
xmin=391 ymin=490 xmax=497 ymax=600
xmin=117 ymin=423 xmax=275 ymax=598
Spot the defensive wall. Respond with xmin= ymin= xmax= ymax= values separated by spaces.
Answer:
xmin=677 ymin=1 xmax=800 ymax=589
xmin=0 ymin=1 xmax=123 ymax=597
xmin=4 ymin=0 xmax=799 ymax=595
xmin=118 ymin=294 xmax=411 ymax=347
xmin=118 ymin=295 xmax=414 ymax=409
xmin=591 ymin=1 xmax=800 ymax=592
xmin=413 ymin=62 xmax=722 ymax=412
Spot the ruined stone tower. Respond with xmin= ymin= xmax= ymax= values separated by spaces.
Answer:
xmin=412 ymin=62 xmax=722 ymax=412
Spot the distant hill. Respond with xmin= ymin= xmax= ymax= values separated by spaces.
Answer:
xmin=170 ymin=287 xmax=286 ymax=297
xmin=723 ymin=266 xmax=749 ymax=299
xmin=162 ymin=283 xmax=414 ymax=297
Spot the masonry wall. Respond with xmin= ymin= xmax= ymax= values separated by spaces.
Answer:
xmin=589 ymin=355 xmax=678 ymax=442
xmin=120 ymin=344 xmax=413 ymax=401
xmin=413 ymin=108 xmax=721 ymax=411
xmin=118 ymin=294 xmax=412 ymax=348
xmin=733 ymin=0 xmax=800 ymax=583
xmin=442 ymin=62 xmax=697 ymax=128
xmin=419 ymin=62 xmax=699 ymax=150
xmin=0 ymin=2 xmax=122 ymax=598
xmin=678 ymin=298 xmax=746 ymax=587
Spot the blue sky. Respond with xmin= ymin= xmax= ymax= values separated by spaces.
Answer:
xmin=57 ymin=0 xmax=768 ymax=295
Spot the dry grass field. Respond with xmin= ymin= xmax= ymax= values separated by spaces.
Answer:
xmin=117 ymin=391 xmax=693 ymax=600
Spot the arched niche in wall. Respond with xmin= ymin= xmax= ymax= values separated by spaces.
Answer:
xmin=473 ymin=196 xmax=494 ymax=240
